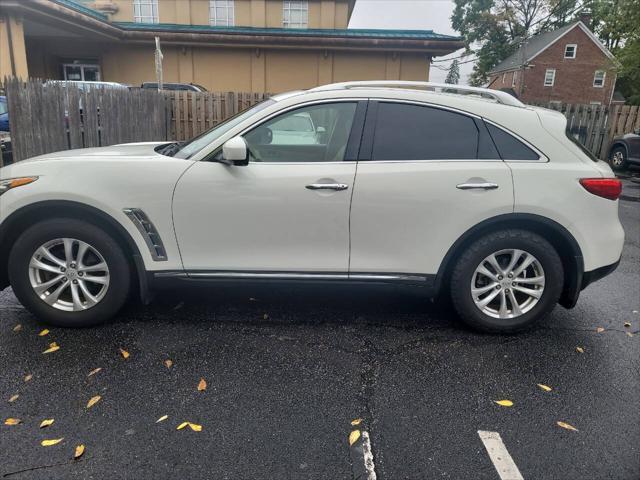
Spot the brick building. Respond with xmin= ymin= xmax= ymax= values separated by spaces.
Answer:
xmin=487 ymin=20 xmax=617 ymax=105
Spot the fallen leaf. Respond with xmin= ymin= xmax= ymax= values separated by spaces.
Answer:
xmin=41 ymin=438 xmax=64 ymax=447
xmin=350 ymin=418 xmax=363 ymax=426
xmin=188 ymin=423 xmax=202 ymax=432
xmin=164 ymin=360 xmax=173 ymax=369
xmin=537 ymin=384 xmax=552 ymax=392
xmin=624 ymin=322 xmax=631 ymax=328
xmin=627 ymin=332 xmax=634 ymax=337
xmin=349 ymin=430 xmax=361 ymax=446
xmin=176 ymin=422 xmax=189 ymax=430
xmin=156 ymin=415 xmax=168 ymax=423
xmin=8 ymin=394 xmax=19 ymax=403
xmin=119 ymin=348 xmax=130 ymax=359
xmin=576 ymin=347 xmax=584 ymax=353
xmin=249 ymin=297 xmax=257 ymax=301
xmin=557 ymin=421 xmax=578 ymax=432
xmin=86 ymin=395 xmax=101 ymax=409
xmin=13 ymin=324 xmax=22 ymax=332
xmin=494 ymin=400 xmax=514 ymax=407
xmin=633 ymin=310 xmax=638 ymax=314
xmin=43 ymin=342 xmax=60 ymax=354
xmin=87 ymin=368 xmax=102 ymax=377
xmin=263 ymin=313 xmax=269 ymax=320
xmin=24 ymin=374 xmax=33 ymax=382
xmin=38 ymin=329 xmax=50 ymax=337
xmin=4 ymin=418 xmax=21 ymax=425
xmin=197 ymin=378 xmax=207 ymax=392
xmin=173 ymin=302 xmax=184 ymax=310
xmin=74 ymin=444 xmax=85 ymax=459
xmin=596 ymin=327 xmax=605 ymax=333
xmin=40 ymin=419 xmax=55 ymax=428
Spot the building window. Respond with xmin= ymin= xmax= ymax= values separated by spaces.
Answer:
xmin=283 ymin=1 xmax=308 ymax=28
xmin=210 ymin=0 xmax=234 ymax=26
xmin=502 ymin=73 xmax=506 ymax=83
xmin=63 ymin=63 xmax=101 ymax=82
xmin=564 ymin=44 xmax=577 ymax=58
xmin=133 ymin=0 xmax=159 ymax=23
xmin=544 ymin=69 xmax=556 ymax=86
xmin=590 ymin=101 xmax=602 ymax=105
xmin=512 ymin=71 xmax=518 ymax=87
xmin=593 ymin=70 xmax=606 ymax=88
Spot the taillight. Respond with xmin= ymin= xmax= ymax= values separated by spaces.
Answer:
xmin=579 ymin=178 xmax=622 ymax=200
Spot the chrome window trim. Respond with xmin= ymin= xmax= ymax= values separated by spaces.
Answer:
xmin=156 ymin=271 xmax=431 ymax=283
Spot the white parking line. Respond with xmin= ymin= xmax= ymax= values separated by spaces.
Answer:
xmin=361 ymin=431 xmax=377 ymax=480
xmin=478 ymin=430 xmax=524 ymax=480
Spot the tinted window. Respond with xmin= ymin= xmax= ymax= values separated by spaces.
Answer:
xmin=371 ymin=103 xmax=479 ymax=160
xmin=486 ymin=123 xmax=539 ymax=160
xmin=243 ymin=102 xmax=357 ymax=162
xmin=0 ymin=99 xmax=7 ymax=115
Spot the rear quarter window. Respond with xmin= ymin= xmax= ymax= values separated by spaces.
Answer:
xmin=486 ymin=123 xmax=540 ymax=160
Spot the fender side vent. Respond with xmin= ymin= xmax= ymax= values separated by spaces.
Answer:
xmin=123 ymin=208 xmax=168 ymax=261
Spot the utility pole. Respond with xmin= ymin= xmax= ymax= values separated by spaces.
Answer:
xmin=518 ymin=33 xmax=528 ymax=97
xmin=155 ymin=36 xmax=163 ymax=91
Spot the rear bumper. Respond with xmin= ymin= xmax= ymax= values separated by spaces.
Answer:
xmin=581 ymin=259 xmax=620 ymax=290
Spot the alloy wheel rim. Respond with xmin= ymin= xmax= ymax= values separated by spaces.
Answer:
xmin=612 ymin=151 xmax=624 ymax=166
xmin=28 ymin=238 xmax=110 ymax=312
xmin=471 ymin=249 xmax=545 ymax=319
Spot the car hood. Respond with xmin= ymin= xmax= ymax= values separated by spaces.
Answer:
xmin=15 ymin=142 xmax=171 ymax=164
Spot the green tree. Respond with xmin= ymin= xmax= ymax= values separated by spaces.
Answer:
xmin=445 ymin=59 xmax=461 ymax=84
xmin=451 ymin=0 xmax=579 ymax=85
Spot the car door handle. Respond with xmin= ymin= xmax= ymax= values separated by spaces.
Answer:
xmin=305 ymin=183 xmax=349 ymax=191
xmin=456 ymin=182 xmax=499 ymax=190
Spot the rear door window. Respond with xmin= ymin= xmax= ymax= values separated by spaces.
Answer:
xmin=370 ymin=102 xmax=480 ymax=160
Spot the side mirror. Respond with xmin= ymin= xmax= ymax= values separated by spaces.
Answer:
xmin=316 ymin=126 xmax=326 ymax=134
xmin=222 ymin=136 xmax=249 ymax=166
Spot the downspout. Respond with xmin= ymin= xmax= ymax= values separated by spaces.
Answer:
xmin=5 ymin=15 xmax=17 ymax=76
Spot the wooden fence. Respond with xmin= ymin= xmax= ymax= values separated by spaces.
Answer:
xmin=4 ymin=77 xmax=640 ymax=164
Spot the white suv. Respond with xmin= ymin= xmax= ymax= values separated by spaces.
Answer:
xmin=0 ymin=81 xmax=624 ymax=332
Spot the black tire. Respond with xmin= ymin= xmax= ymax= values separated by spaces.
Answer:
xmin=609 ymin=146 xmax=628 ymax=171
xmin=8 ymin=218 xmax=131 ymax=327
xmin=450 ymin=229 xmax=563 ymax=333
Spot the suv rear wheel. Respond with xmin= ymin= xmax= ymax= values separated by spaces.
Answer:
xmin=8 ymin=218 xmax=131 ymax=327
xmin=450 ymin=229 xmax=563 ymax=333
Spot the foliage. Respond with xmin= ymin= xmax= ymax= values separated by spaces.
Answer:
xmin=445 ymin=59 xmax=461 ymax=84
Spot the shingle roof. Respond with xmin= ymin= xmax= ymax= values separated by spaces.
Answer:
xmin=489 ymin=22 xmax=577 ymax=74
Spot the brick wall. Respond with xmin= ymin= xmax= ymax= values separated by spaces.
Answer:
xmin=489 ymin=24 xmax=617 ymax=105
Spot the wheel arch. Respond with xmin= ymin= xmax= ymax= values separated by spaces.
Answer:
xmin=434 ymin=213 xmax=584 ymax=308
xmin=608 ymin=141 xmax=628 ymax=157
xmin=0 ymin=200 xmax=151 ymax=303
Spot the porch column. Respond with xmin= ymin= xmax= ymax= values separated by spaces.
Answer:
xmin=0 ymin=14 xmax=28 ymax=79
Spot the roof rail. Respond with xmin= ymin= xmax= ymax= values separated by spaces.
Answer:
xmin=309 ymin=81 xmax=525 ymax=107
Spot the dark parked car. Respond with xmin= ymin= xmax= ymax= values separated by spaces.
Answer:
xmin=0 ymin=96 xmax=8 ymax=132
xmin=608 ymin=129 xmax=640 ymax=171
xmin=141 ymin=82 xmax=207 ymax=92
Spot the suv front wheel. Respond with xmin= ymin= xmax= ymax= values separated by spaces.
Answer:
xmin=450 ymin=229 xmax=564 ymax=333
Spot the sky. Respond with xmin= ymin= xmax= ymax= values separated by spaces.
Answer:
xmin=348 ymin=0 xmax=473 ymax=84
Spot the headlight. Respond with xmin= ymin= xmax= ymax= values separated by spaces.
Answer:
xmin=0 ymin=177 xmax=38 ymax=196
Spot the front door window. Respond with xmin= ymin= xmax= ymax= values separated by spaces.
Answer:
xmin=63 ymin=64 xmax=101 ymax=82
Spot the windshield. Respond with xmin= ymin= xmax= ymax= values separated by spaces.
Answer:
xmin=0 ymin=99 xmax=7 ymax=115
xmin=173 ymin=99 xmax=276 ymax=159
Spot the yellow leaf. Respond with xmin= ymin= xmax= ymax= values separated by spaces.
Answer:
xmin=557 ymin=421 xmax=578 ymax=432
xmin=119 ymin=348 xmax=130 ymax=359
xmin=197 ymin=378 xmax=207 ymax=391
xmin=4 ymin=418 xmax=21 ymax=425
xmin=624 ymin=322 xmax=631 ymax=328
xmin=350 ymin=418 xmax=363 ymax=426
xmin=263 ymin=313 xmax=269 ymax=320
xmin=348 ymin=430 xmax=361 ymax=446
xmin=87 ymin=368 xmax=102 ymax=377
xmin=8 ymin=394 xmax=19 ymax=403
xmin=86 ymin=395 xmax=101 ymax=409
xmin=40 ymin=419 xmax=55 ymax=428
xmin=43 ymin=342 xmax=60 ymax=354
xmin=24 ymin=374 xmax=33 ymax=382
xmin=164 ymin=360 xmax=173 ymax=369
xmin=537 ymin=384 xmax=552 ymax=392
xmin=38 ymin=329 xmax=50 ymax=336
xmin=41 ymin=438 xmax=64 ymax=447
xmin=156 ymin=415 xmax=168 ymax=423
xmin=74 ymin=444 xmax=85 ymax=459
xmin=596 ymin=327 xmax=605 ymax=333
xmin=13 ymin=324 xmax=22 ymax=332
xmin=576 ymin=347 xmax=584 ymax=353
xmin=494 ymin=400 xmax=514 ymax=407
xmin=188 ymin=423 xmax=202 ymax=432
xmin=176 ymin=422 xmax=189 ymax=430
xmin=626 ymin=332 xmax=634 ymax=337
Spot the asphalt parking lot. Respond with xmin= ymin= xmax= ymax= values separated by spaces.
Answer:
xmin=1 ymin=178 xmax=638 ymax=480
